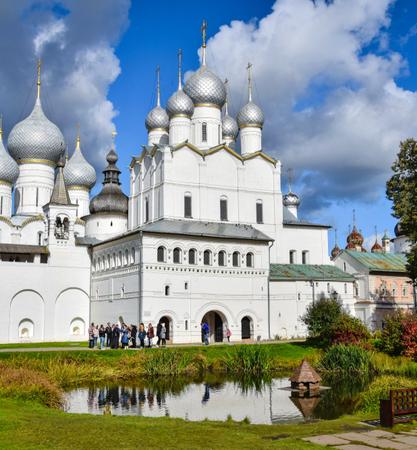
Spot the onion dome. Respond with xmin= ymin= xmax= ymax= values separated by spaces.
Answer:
xmin=237 ymin=63 xmax=264 ymax=128
xmin=167 ymin=50 xmax=194 ymax=119
xmin=283 ymin=192 xmax=300 ymax=207
xmin=145 ymin=66 xmax=169 ymax=131
xmin=8 ymin=62 xmax=65 ymax=164
xmin=394 ymin=222 xmax=404 ymax=237
xmin=184 ymin=66 xmax=226 ymax=108
xmin=346 ymin=225 xmax=364 ymax=247
xmin=371 ymin=240 xmax=383 ymax=253
xmin=183 ymin=22 xmax=226 ymax=108
xmin=0 ymin=117 xmax=19 ymax=185
xmin=222 ymin=79 xmax=238 ymax=140
xmin=331 ymin=244 xmax=341 ymax=259
xmin=89 ymin=135 xmax=128 ymax=215
xmin=64 ymin=134 xmax=96 ymax=190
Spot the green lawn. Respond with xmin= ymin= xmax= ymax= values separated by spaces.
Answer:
xmin=0 ymin=398 xmax=373 ymax=450
xmin=0 ymin=341 xmax=87 ymax=349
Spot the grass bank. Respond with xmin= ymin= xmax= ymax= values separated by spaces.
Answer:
xmin=0 ymin=397 xmax=375 ymax=450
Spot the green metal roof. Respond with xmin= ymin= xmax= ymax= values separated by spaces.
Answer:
xmin=270 ymin=264 xmax=354 ymax=281
xmin=344 ymin=250 xmax=407 ymax=273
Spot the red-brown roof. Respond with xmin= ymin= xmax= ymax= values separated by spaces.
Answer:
xmin=289 ymin=359 xmax=321 ymax=383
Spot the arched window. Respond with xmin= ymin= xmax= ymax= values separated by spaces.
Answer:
xmin=157 ymin=246 xmax=166 ymax=263
xmin=125 ymin=249 xmax=129 ymax=266
xmin=188 ymin=248 xmax=197 ymax=265
xmin=302 ymin=250 xmax=309 ymax=265
xmin=165 ymin=285 xmax=170 ymax=296
xmin=256 ymin=200 xmax=263 ymax=224
xmin=202 ymin=122 xmax=207 ymax=142
xmin=344 ymin=283 xmax=348 ymax=294
xmin=145 ymin=197 xmax=149 ymax=223
xmin=218 ymin=250 xmax=226 ymax=267
xmin=184 ymin=193 xmax=192 ymax=218
xmin=289 ymin=250 xmax=296 ymax=264
xmin=246 ymin=252 xmax=254 ymax=268
xmin=173 ymin=247 xmax=182 ymax=264
xmin=220 ymin=196 xmax=228 ymax=221
xmin=203 ymin=250 xmax=212 ymax=266
xmin=232 ymin=251 xmax=240 ymax=267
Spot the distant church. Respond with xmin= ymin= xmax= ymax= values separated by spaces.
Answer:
xmin=0 ymin=23 xmax=379 ymax=343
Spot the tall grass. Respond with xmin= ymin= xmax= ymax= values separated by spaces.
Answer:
xmin=319 ymin=345 xmax=373 ymax=374
xmin=370 ymin=352 xmax=417 ymax=378
xmin=224 ymin=345 xmax=271 ymax=375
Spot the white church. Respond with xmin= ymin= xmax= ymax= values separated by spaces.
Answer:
xmin=0 ymin=26 xmax=358 ymax=344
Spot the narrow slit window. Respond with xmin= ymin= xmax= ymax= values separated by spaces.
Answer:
xmin=220 ymin=198 xmax=228 ymax=221
xmin=184 ymin=194 xmax=192 ymax=218
xmin=256 ymin=201 xmax=263 ymax=224
xmin=202 ymin=122 xmax=207 ymax=142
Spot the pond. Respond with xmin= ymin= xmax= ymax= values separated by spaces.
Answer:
xmin=65 ymin=374 xmax=369 ymax=424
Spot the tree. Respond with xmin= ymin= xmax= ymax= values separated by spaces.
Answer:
xmin=301 ymin=297 xmax=342 ymax=345
xmin=386 ymin=138 xmax=417 ymax=298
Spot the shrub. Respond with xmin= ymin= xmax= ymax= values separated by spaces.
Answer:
xmin=401 ymin=314 xmax=417 ymax=361
xmin=319 ymin=344 xmax=373 ymax=374
xmin=329 ymin=313 xmax=371 ymax=346
xmin=358 ymin=375 xmax=417 ymax=414
xmin=301 ymin=297 xmax=343 ymax=346
xmin=224 ymin=345 xmax=271 ymax=375
xmin=379 ymin=311 xmax=405 ymax=356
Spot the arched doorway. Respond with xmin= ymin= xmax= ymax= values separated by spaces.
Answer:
xmin=158 ymin=316 xmax=172 ymax=341
xmin=241 ymin=316 xmax=253 ymax=340
xmin=202 ymin=311 xmax=226 ymax=343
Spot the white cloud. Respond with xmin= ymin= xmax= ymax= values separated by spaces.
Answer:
xmin=0 ymin=0 xmax=130 ymax=169
xmin=204 ymin=0 xmax=417 ymax=216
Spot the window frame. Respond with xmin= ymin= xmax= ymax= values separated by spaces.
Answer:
xmin=157 ymin=246 xmax=166 ymax=263
xmin=203 ymin=250 xmax=212 ymax=266
xmin=256 ymin=200 xmax=263 ymax=224
xmin=220 ymin=197 xmax=228 ymax=221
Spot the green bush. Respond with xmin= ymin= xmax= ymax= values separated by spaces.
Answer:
xmin=301 ymin=297 xmax=343 ymax=346
xmin=358 ymin=375 xmax=417 ymax=414
xmin=224 ymin=345 xmax=271 ymax=375
xmin=379 ymin=311 xmax=405 ymax=356
xmin=319 ymin=344 xmax=373 ymax=374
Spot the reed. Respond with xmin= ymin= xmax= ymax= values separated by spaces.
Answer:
xmin=319 ymin=344 xmax=373 ymax=374
xmin=223 ymin=345 xmax=271 ymax=375
xmin=370 ymin=352 xmax=417 ymax=378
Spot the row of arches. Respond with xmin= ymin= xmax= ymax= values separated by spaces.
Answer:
xmin=157 ymin=246 xmax=255 ymax=268
xmin=93 ymin=247 xmax=136 ymax=273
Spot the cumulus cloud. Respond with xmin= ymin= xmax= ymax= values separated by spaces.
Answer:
xmin=204 ymin=0 xmax=417 ymax=218
xmin=0 ymin=0 xmax=130 ymax=169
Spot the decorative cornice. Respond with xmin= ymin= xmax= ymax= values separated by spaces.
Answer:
xmin=194 ymin=103 xmax=221 ymax=110
xmin=170 ymin=113 xmax=192 ymax=119
xmin=17 ymin=158 xmax=56 ymax=167
xmin=21 ymin=214 xmax=45 ymax=228
xmin=68 ymin=185 xmax=90 ymax=192
xmin=239 ymin=124 xmax=263 ymax=130
xmin=148 ymin=127 xmax=168 ymax=132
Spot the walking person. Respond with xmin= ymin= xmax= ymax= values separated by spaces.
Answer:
xmin=201 ymin=322 xmax=209 ymax=346
xmin=160 ymin=323 xmax=167 ymax=348
xmin=226 ymin=327 xmax=232 ymax=343
xmin=99 ymin=324 xmax=106 ymax=349
xmin=147 ymin=323 xmax=154 ymax=348
xmin=112 ymin=324 xmax=120 ymax=349
xmin=121 ymin=324 xmax=129 ymax=349
xmin=156 ymin=321 xmax=162 ymax=347
xmin=138 ymin=323 xmax=146 ymax=349
xmin=130 ymin=324 xmax=137 ymax=348
xmin=88 ymin=323 xmax=95 ymax=349
xmin=105 ymin=322 xmax=112 ymax=348
xmin=93 ymin=325 xmax=99 ymax=348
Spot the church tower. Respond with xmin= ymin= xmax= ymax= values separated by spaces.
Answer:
xmin=8 ymin=61 xmax=65 ymax=215
xmin=237 ymin=63 xmax=264 ymax=155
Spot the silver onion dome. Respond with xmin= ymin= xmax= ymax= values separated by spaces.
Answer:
xmin=64 ymin=137 xmax=96 ymax=190
xmin=283 ymin=192 xmax=300 ymax=207
xmin=167 ymin=90 xmax=194 ymax=118
xmin=222 ymin=114 xmax=238 ymax=139
xmin=145 ymin=106 xmax=169 ymax=131
xmin=237 ymin=101 xmax=264 ymax=128
xmin=184 ymin=66 xmax=226 ymax=108
xmin=8 ymin=97 xmax=65 ymax=163
xmin=89 ymin=145 xmax=128 ymax=215
xmin=0 ymin=126 xmax=19 ymax=185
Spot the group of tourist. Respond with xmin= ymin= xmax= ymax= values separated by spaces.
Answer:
xmin=87 ymin=322 xmax=167 ymax=349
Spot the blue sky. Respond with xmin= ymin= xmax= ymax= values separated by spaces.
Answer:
xmin=1 ymin=0 xmax=417 ymax=251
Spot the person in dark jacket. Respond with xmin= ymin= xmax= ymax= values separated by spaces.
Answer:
xmin=130 ymin=324 xmax=137 ymax=348
xmin=105 ymin=322 xmax=112 ymax=348
xmin=156 ymin=322 xmax=162 ymax=347
xmin=121 ymin=324 xmax=129 ymax=349
xmin=98 ymin=324 xmax=106 ymax=349
xmin=111 ymin=324 xmax=120 ymax=349
xmin=147 ymin=323 xmax=154 ymax=348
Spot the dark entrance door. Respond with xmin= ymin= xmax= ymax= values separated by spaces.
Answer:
xmin=241 ymin=316 xmax=251 ymax=339
xmin=159 ymin=316 xmax=170 ymax=340
xmin=214 ymin=312 xmax=223 ymax=342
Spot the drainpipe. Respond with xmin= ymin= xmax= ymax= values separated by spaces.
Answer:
xmin=267 ymin=241 xmax=273 ymax=340
xmin=138 ymin=230 xmax=143 ymax=325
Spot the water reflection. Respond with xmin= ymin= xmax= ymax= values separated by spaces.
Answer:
xmin=66 ymin=375 xmax=370 ymax=425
